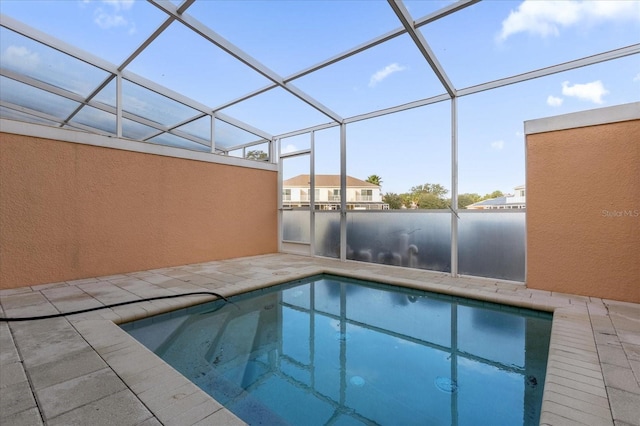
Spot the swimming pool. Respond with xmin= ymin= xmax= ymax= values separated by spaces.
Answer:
xmin=122 ymin=274 xmax=552 ymax=425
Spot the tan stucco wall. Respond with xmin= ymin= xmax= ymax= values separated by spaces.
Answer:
xmin=0 ymin=133 xmax=277 ymax=289
xmin=526 ymin=119 xmax=639 ymax=303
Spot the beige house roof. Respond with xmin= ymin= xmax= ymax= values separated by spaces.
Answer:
xmin=283 ymin=174 xmax=379 ymax=188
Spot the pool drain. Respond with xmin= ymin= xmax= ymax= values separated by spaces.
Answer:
xmin=435 ymin=376 xmax=458 ymax=393
xmin=350 ymin=376 xmax=365 ymax=387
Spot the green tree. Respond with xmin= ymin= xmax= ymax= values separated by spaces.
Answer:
xmin=246 ymin=150 xmax=268 ymax=161
xmin=410 ymin=183 xmax=448 ymax=198
xmin=458 ymin=193 xmax=482 ymax=209
xmin=483 ymin=190 xmax=504 ymax=200
xmin=383 ymin=192 xmax=403 ymax=209
xmin=415 ymin=193 xmax=449 ymax=209
xmin=366 ymin=174 xmax=383 ymax=186
xmin=401 ymin=193 xmax=416 ymax=209
xmin=407 ymin=183 xmax=449 ymax=209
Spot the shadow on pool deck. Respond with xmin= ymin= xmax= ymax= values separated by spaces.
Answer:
xmin=1 ymin=253 xmax=639 ymax=425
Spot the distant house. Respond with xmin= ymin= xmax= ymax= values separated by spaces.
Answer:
xmin=282 ymin=174 xmax=388 ymax=210
xmin=467 ymin=185 xmax=526 ymax=210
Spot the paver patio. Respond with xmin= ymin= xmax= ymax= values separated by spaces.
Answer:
xmin=1 ymin=254 xmax=638 ymax=425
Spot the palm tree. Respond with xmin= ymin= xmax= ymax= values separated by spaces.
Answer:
xmin=366 ymin=174 xmax=383 ymax=187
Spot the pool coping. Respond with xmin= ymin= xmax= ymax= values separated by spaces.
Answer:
xmin=1 ymin=253 xmax=638 ymax=425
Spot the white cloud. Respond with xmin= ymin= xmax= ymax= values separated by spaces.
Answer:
xmin=369 ymin=63 xmax=406 ymax=87
xmin=92 ymin=0 xmax=135 ymax=32
xmin=561 ymin=80 xmax=609 ymax=104
xmin=127 ymin=22 xmax=137 ymax=36
xmin=103 ymin=0 xmax=134 ymax=11
xmin=490 ymin=140 xmax=505 ymax=150
xmin=1 ymin=46 xmax=40 ymax=70
xmin=94 ymin=8 xmax=127 ymax=29
xmin=546 ymin=95 xmax=564 ymax=107
xmin=497 ymin=0 xmax=640 ymax=41
xmin=583 ymin=0 xmax=640 ymax=20
xmin=633 ymin=73 xmax=640 ymax=82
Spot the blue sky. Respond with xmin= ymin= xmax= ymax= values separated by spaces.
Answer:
xmin=1 ymin=0 xmax=639 ymax=195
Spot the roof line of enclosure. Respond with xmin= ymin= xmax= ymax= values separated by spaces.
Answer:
xmin=148 ymin=0 xmax=344 ymax=124
xmin=3 ymin=0 xmax=480 ymax=151
xmin=2 ymin=1 xmax=638 ymax=151
xmin=0 ymin=14 xmax=273 ymax=146
xmin=272 ymin=43 xmax=639 ymax=140
xmin=0 ymin=70 xmax=209 ymax=149
xmin=116 ymin=5 xmax=274 ymax=142
xmin=387 ymin=0 xmax=456 ymax=98
xmin=59 ymin=10 xmax=179 ymax=133
xmin=212 ymin=0 xmax=636 ymax=138
xmin=212 ymin=0 xmax=479 ymax=113
xmin=283 ymin=0 xmax=480 ymax=84
xmin=0 ymin=0 xmax=524 ymax=145
xmin=0 ymin=64 xmax=268 ymax=150
xmin=207 ymin=0 xmax=637 ymax=141
xmin=0 ymin=70 xmax=265 ymax=153
xmin=0 ymin=99 xmax=122 ymax=139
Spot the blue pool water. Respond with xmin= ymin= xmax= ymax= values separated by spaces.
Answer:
xmin=122 ymin=275 xmax=552 ymax=425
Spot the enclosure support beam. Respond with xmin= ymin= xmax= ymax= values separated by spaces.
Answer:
xmin=451 ymin=97 xmax=459 ymax=277
xmin=0 ymin=13 xmax=272 ymax=145
xmin=119 ymin=16 xmax=175 ymax=71
xmin=210 ymin=114 xmax=216 ymax=153
xmin=340 ymin=124 xmax=347 ymax=262
xmin=310 ymin=131 xmax=316 ymax=257
xmin=387 ymin=0 xmax=457 ymax=98
xmin=148 ymin=0 xmax=343 ymax=124
xmin=285 ymin=0 xmax=478 ymax=83
xmin=414 ymin=0 xmax=480 ymax=28
xmin=458 ymin=43 xmax=640 ymax=97
xmin=276 ymin=139 xmax=283 ymax=254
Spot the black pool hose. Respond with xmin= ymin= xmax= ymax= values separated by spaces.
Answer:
xmin=0 ymin=291 xmax=230 ymax=322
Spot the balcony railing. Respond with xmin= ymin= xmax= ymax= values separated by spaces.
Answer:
xmin=356 ymin=195 xmax=373 ymax=201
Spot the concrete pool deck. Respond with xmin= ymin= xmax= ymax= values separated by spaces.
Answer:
xmin=1 ymin=253 xmax=638 ymax=426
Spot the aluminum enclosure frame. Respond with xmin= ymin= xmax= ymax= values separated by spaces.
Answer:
xmin=1 ymin=0 xmax=638 ymax=279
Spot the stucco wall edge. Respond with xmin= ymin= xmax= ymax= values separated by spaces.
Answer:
xmin=524 ymin=102 xmax=640 ymax=135
xmin=0 ymin=118 xmax=277 ymax=172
